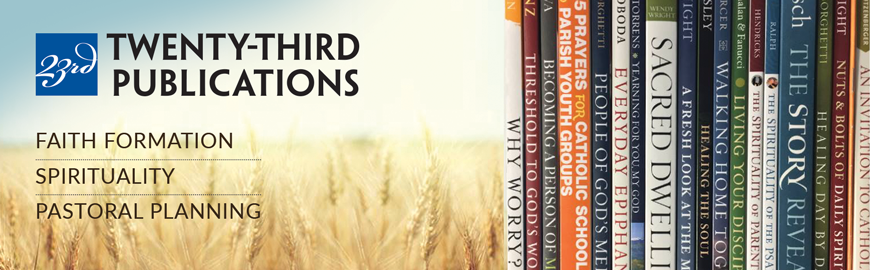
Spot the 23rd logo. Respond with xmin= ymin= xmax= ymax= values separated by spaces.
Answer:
xmin=35 ymin=33 xmax=98 ymax=96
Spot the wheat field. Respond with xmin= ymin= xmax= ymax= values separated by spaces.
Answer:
xmin=0 ymin=130 xmax=505 ymax=270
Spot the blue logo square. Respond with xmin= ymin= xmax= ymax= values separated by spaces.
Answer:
xmin=35 ymin=33 xmax=98 ymax=96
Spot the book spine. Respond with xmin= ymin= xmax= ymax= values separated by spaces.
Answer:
xmin=677 ymin=0 xmax=697 ymax=269
xmin=746 ymin=0 xmax=766 ymax=268
xmin=505 ymin=1 xmax=526 ymax=268
xmin=612 ymin=0 xmax=634 ymax=266
xmin=829 ymin=0 xmax=852 ymax=269
xmin=697 ymin=0 xmax=716 ymax=267
xmin=730 ymin=0 xmax=749 ymax=267
xmin=853 ymin=0 xmax=870 ymax=267
xmin=591 ymin=0 xmax=612 ymax=268
xmin=558 ymin=0 xmax=593 ymax=268
xmin=777 ymin=0 xmax=817 ymax=268
xmin=523 ymin=1 xmax=542 ymax=268
xmin=540 ymin=0 xmax=560 ymax=268
xmin=644 ymin=0 xmax=678 ymax=268
xmin=762 ymin=0 xmax=780 ymax=268
xmin=630 ymin=0 xmax=647 ymax=266
xmin=815 ymin=0 xmax=834 ymax=268
xmin=712 ymin=0 xmax=732 ymax=268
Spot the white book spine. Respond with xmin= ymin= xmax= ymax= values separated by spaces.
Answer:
xmin=611 ymin=0 xmax=633 ymax=267
xmin=504 ymin=1 xmax=525 ymax=269
xmin=761 ymin=71 xmax=778 ymax=270
xmin=853 ymin=9 xmax=870 ymax=268
xmin=747 ymin=27 xmax=765 ymax=270
xmin=645 ymin=6 xmax=678 ymax=269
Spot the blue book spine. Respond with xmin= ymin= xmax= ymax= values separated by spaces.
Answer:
xmin=761 ymin=0 xmax=780 ymax=268
xmin=711 ymin=0 xmax=731 ymax=268
xmin=677 ymin=0 xmax=697 ymax=269
xmin=776 ymin=0 xmax=816 ymax=268
xmin=630 ymin=0 xmax=646 ymax=267
xmin=591 ymin=0 xmax=612 ymax=268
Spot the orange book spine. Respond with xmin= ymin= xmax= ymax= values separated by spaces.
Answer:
xmin=558 ymin=0 xmax=592 ymax=269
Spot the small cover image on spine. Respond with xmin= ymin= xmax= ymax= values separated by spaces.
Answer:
xmin=696 ymin=0 xmax=716 ymax=267
xmin=677 ymin=0 xmax=697 ymax=268
xmin=590 ymin=0 xmax=612 ymax=268
xmin=854 ymin=0 xmax=870 ymax=268
xmin=504 ymin=1 xmax=525 ymax=269
xmin=730 ymin=0 xmax=749 ymax=267
xmin=828 ymin=0 xmax=852 ymax=269
xmin=612 ymin=0 xmax=634 ymax=266
xmin=814 ymin=0 xmax=833 ymax=267
xmin=645 ymin=0 xmax=678 ymax=268
xmin=712 ymin=0 xmax=731 ymax=268
xmin=540 ymin=0 xmax=560 ymax=268
xmin=777 ymin=0 xmax=817 ymax=268
xmin=522 ymin=0 xmax=542 ymax=268
xmin=746 ymin=0 xmax=766 ymax=267
xmin=630 ymin=0 xmax=647 ymax=267
xmin=558 ymin=0 xmax=592 ymax=269
xmin=761 ymin=0 xmax=780 ymax=268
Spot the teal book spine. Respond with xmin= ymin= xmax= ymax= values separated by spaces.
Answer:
xmin=776 ymin=0 xmax=816 ymax=268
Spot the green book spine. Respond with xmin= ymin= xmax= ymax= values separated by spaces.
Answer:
xmin=729 ymin=0 xmax=748 ymax=267
xmin=813 ymin=0 xmax=832 ymax=268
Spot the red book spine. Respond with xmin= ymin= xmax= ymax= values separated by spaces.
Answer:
xmin=523 ymin=1 xmax=542 ymax=269
xmin=829 ymin=0 xmax=852 ymax=269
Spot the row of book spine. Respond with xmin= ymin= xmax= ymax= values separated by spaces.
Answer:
xmin=504 ymin=0 xmax=870 ymax=268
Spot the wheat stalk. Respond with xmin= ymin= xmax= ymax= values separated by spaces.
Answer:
xmin=326 ymin=148 xmax=341 ymax=207
xmin=280 ymin=212 xmax=300 ymax=270
xmin=62 ymin=225 xmax=85 ymax=270
xmin=287 ymin=180 xmax=315 ymax=263
xmin=151 ymin=156 xmax=167 ymax=243
xmin=3 ymin=190 xmax=17 ymax=264
xmin=405 ymin=149 xmax=437 ymax=240
xmin=458 ymin=219 xmax=481 ymax=270
xmin=100 ymin=144 xmax=122 ymax=270
xmin=5 ymin=190 xmax=17 ymax=238
xmin=100 ymin=199 xmax=122 ymax=269
xmin=42 ymin=219 xmax=57 ymax=262
xmin=421 ymin=184 xmax=444 ymax=270
xmin=231 ymin=128 xmax=263 ymax=260
xmin=203 ymin=155 xmax=218 ymax=238
xmin=404 ymin=126 xmax=441 ymax=267
xmin=245 ymin=212 xmax=268 ymax=270
xmin=486 ymin=161 xmax=503 ymax=263
xmin=378 ymin=147 xmax=393 ymax=207
xmin=38 ymin=161 xmax=57 ymax=264
xmin=245 ymin=178 xmax=268 ymax=270
xmin=0 ymin=243 xmax=14 ymax=270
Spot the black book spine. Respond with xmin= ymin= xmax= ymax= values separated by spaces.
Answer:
xmin=591 ymin=0 xmax=612 ymax=268
xmin=540 ymin=0 xmax=560 ymax=268
xmin=697 ymin=0 xmax=715 ymax=267
xmin=630 ymin=0 xmax=647 ymax=266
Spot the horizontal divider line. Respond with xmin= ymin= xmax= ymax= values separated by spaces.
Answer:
xmin=36 ymin=193 xmax=261 ymax=196
xmin=35 ymin=158 xmax=261 ymax=161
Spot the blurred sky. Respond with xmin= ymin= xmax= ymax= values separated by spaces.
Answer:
xmin=0 ymin=0 xmax=504 ymax=145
